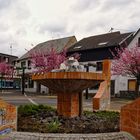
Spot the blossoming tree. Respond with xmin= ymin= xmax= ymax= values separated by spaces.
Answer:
xmin=0 ymin=62 xmax=13 ymax=91
xmin=30 ymin=48 xmax=80 ymax=72
xmin=111 ymin=44 xmax=140 ymax=97
xmin=30 ymin=48 xmax=67 ymax=72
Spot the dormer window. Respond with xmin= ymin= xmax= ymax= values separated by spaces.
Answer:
xmin=98 ymin=42 xmax=108 ymax=46
xmin=74 ymin=46 xmax=82 ymax=49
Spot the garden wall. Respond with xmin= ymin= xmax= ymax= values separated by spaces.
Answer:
xmin=0 ymin=98 xmax=17 ymax=135
xmin=93 ymin=81 xmax=110 ymax=110
xmin=121 ymin=98 xmax=140 ymax=139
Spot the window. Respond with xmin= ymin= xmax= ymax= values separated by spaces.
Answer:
xmin=96 ymin=62 xmax=103 ymax=71
xmin=28 ymin=60 xmax=31 ymax=68
xmin=12 ymin=60 xmax=16 ymax=66
xmin=3 ymin=57 xmax=9 ymax=63
xmin=29 ymin=78 xmax=34 ymax=88
xmin=5 ymin=57 xmax=9 ymax=63
xmin=138 ymin=37 xmax=140 ymax=46
xmin=21 ymin=61 xmax=26 ymax=68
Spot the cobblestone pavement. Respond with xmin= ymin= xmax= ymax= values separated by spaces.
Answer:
xmin=8 ymin=132 xmax=136 ymax=140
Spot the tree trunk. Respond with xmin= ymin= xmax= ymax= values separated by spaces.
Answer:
xmin=135 ymin=79 xmax=139 ymax=97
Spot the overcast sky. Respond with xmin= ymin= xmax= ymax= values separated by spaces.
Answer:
xmin=0 ymin=0 xmax=140 ymax=57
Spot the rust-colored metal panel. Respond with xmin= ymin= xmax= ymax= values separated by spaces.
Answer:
xmin=32 ymin=72 xmax=106 ymax=81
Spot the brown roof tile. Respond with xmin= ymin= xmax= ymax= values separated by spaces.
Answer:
xmin=68 ymin=31 xmax=133 ymax=52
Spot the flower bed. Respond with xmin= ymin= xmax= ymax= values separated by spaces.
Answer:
xmin=18 ymin=105 xmax=120 ymax=133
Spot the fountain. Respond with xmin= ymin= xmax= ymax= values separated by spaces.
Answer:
xmin=32 ymin=60 xmax=110 ymax=117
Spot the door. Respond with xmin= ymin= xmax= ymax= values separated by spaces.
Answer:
xmin=128 ymin=80 xmax=136 ymax=91
xmin=36 ymin=82 xmax=41 ymax=93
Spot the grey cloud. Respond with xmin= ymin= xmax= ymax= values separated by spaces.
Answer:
xmin=72 ymin=0 xmax=100 ymax=12
xmin=85 ymin=18 xmax=110 ymax=34
xmin=0 ymin=0 xmax=12 ymax=10
xmin=38 ymin=23 xmax=66 ymax=34
xmin=0 ymin=32 xmax=18 ymax=55
xmin=0 ymin=33 xmax=11 ymax=44
xmin=101 ymin=0 xmax=134 ymax=11
xmin=11 ymin=0 xmax=31 ymax=20
xmin=16 ymin=28 xmax=27 ymax=36
xmin=0 ymin=23 xmax=9 ymax=32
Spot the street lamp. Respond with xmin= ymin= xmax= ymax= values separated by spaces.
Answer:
xmin=21 ymin=67 xmax=25 ymax=95
xmin=15 ymin=66 xmax=26 ymax=95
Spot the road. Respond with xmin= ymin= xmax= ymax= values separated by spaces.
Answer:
xmin=0 ymin=90 xmax=133 ymax=111
xmin=0 ymin=90 xmax=92 ymax=110
xmin=0 ymin=90 xmax=57 ymax=106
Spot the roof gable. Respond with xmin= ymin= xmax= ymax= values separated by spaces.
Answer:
xmin=19 ymin=36 xmax=77 ymax=60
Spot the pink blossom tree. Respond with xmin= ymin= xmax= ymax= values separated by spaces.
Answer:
xmin=30 ymin=48 xmax=81 ymax=73
xmin=111 ymin=44 xmax=140 ymax=96
xmin=0 ymin=62 xmax=13 ymax=91
xmin=30 ymin=48 xmax=67 ymax=72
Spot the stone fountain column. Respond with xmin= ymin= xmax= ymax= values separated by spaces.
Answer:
xmin=57 ymin=92 xmax=80 ymax=117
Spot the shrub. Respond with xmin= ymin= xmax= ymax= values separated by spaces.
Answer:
xmin=94 ymin=111 xmax=120 ymax=120
xmin=84 ymin=110 xmax=94 ymax=116
xmin=18 ymin=104 xmax=56 ymax=116
xmin=84 ymin=110 xmax=120 ymax=120
xmin=47 ymin=119 xmax=60 ymax=133
xmin=38 ymin=104 xmax=56 ymax=112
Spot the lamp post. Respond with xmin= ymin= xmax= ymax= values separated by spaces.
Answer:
xmin=21 ymin=68 xmax=25 ymax=95
xmin=15 ymin=67 xmax=26 ymax=95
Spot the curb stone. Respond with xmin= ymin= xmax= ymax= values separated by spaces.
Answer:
xmin=8 ymin=131 xmax=136 ymax=140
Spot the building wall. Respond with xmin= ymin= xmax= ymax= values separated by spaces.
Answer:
xmin=0 ymin=53 xmax=17 ymax=64
xmin=112 ymin=31 xmax=140 ymax=94
xmin=83 ymin=59 xmax=140 ymax=95
xmin=128 ymin=30 xmax=140 ymax=48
